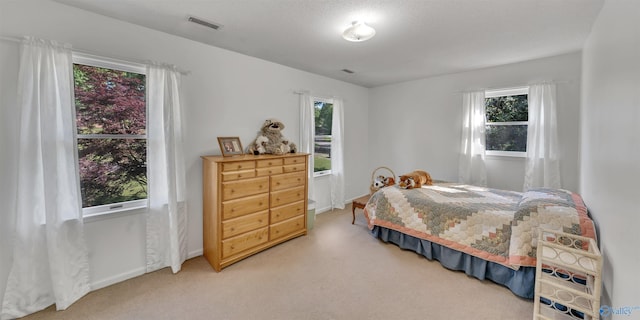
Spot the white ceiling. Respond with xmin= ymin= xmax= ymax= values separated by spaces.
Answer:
xmin=53 ymin=0 xmax=604 ymax=88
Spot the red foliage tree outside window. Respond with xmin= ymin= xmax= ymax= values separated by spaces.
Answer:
xmin=74 ymin=64 xmax=147 ymax=208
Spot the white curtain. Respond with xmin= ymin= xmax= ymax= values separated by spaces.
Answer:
xmin=145 ymin=64 xmax=188 ymax=273
xmin=458 ymin=91 xmax=487 ymax=186
xmin=1 ymin=37 xmax=90 ymax=319
xmin=330 ymin=98 xmax=345 ymax=209
xmin=299 ymin=93 xmax=315 ymax=201
xmin=524 ymin=83 xmax=560 ymax=191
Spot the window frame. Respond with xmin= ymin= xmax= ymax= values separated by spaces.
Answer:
xmin=72 ymin=53 xmax=148 ymax=218
xmin=312 ymin=97 xmax=333 ymax=177
xmin=484 ymin=87 xmax=529 ymax=158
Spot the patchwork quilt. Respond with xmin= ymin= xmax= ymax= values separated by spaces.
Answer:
xmin=364 ymin=183 xmax=596 ymax=270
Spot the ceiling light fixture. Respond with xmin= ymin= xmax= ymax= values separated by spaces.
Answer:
xmin=342 ymin=21 xmax=376 ymax=42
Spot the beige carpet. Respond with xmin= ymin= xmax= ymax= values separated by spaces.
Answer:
xmin=23 ymin=207 xmax=533 ymax=320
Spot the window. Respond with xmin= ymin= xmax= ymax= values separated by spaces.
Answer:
xmin=314 ymin=99 xmax=333 ymax=176
xmin=485 ymin=87 xmax=529 ymax=156
xmin=73 ymin=54 xmax=147 ymax=216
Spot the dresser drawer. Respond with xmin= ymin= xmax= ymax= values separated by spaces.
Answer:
xmin=222 ymin=193 xmax=269 ymax=220
xmin=283 ymin=163 xmax=305 ymax=173
xmin=222 ymin=161 xmax=255 ymax=172
xmin=271 ymin=185 xmax=305 ymax=207
xmin=271 ymin=172 xmax=305 ymax=191
xmin=222 ymin=227 xmax=269 ymax=259
xmin=222 ymin=211 xmax=269 ymax=239
xmin=256 ymin=158 xmax=283 ymax=168
xmin=256 ymin=166 xmax=283 ymax=177
xmin=222 ymin=177 xmax=269 ymax=201
xmin=221 ymin=169 xmax=256 ymax=182
xmin=271 ymin=200 xmax=305 ymax=224
xmin=270 ymin=215 xmax=305 ymax=241
xmin=284 ymin=156 xmax=305 ymax=165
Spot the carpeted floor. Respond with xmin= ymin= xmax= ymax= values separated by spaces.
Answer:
xmin=23 ymin=207 xmax=533 ymax=319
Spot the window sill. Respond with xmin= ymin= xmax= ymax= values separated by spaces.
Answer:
xmin=82 ymin=205 xmax=147 ymax=223
xmin=486 ymin=151 xmax=526 ymax=158
xmin=314 ymin=170 xmax=332 ymax=178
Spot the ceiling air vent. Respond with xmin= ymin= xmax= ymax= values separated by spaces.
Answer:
xmin=188 ymin=16 xmax=223 ymax=30
xmin=341 ymin=69 xmax=355 ymax=74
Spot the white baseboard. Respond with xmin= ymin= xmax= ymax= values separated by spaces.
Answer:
xmin=350 ymin=194 xmax=369 ymax=201
xmin=315 ymin=196 xmax=368 ymax=215
xmin=315 ymin=205 xmax=333 ymax=214
xmin=188 ymin=249 xmax=203 ymax=259
xmin=90 ymin=267 xmax=146 ymax=291
xmin=90 ymin=249 xmax=204 ymax=291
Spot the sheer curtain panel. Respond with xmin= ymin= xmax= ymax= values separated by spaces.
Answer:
xmin=330 ymin=99 xmax=345 ymax=209
xmin=145 ymin=64 xmax=188 ymax=273
xmin=1 ymin=37 xmax=90 ymax=320
xmin=299 ymin=93 xmax=315 ymax=201
xmin=458 ymin=91 xmax=487 ymax=186
xmin=523 ymin=83 xmax=561 ymax=191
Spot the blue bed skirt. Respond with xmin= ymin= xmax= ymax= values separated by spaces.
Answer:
xmin=371 ymin=226 xmax=536 ymax=299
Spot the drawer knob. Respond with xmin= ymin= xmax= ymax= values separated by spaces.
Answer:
xmin=230 ymin=228 xmax=235 ymax=231
xmin=259 ymin=202 xmax=263 ymax=206
xmin=230 ymin=189 xmax=235 ymax=193
xmin=276 ymin=182 xmax=281 ymax=185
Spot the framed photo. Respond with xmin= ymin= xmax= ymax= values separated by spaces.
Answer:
xmin=218 ymin=137 xmax=244 ymax=157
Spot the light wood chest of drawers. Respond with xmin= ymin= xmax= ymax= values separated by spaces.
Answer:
xmin=202 ymin=153 xmax=309 ymax=271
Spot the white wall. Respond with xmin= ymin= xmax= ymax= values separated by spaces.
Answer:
xmin=580 ymin=0 xmax=640 ymax=308
xmin=368 ymin=53 xmax=582 ymax=192
xmin=0 ymin=0 xmax=369 ymax=292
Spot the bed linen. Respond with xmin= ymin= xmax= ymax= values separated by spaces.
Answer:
xmin=363 ymin=183 xmax=596 ymax=298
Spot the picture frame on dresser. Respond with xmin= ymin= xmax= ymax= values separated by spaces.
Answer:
xmin=217 ymin=136 xmax=243 ymax=157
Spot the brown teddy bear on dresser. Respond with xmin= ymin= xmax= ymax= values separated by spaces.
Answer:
xmin=398 ymin=170 xmax=433 ymax=189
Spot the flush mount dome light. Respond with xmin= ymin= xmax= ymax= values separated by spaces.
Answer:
xmin=342 ymin=21 xmax=376 ymax=42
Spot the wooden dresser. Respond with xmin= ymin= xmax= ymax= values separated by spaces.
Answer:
xmin=201 ymin=153 xmax=309 ymax=271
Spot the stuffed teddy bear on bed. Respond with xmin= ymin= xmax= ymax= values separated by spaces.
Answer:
xmin=370 ymin=175 xmax=395 ymax=195
xmin=398 ymin=170 xmax=433 ymax=189
xmin=372 ymin=175 xmax=395 ymax=189
xmin=248 ymin=118 xmax=297 ymax=155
